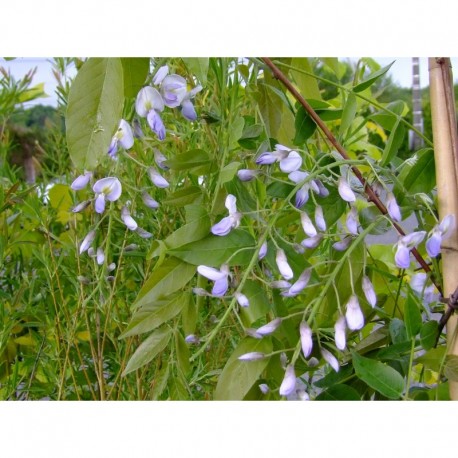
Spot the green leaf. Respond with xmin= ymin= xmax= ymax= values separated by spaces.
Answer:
xmin=169 ymin=229 xmax=256 ymax=267
xmin=315 ymin=384 xmax=361 ymax=400
xmin=338 ymin=92 xmax=357 ymax=140
xmin=18 ymin=83 xmax=47 ymax=103
xmin=404 ymin=293 xmax=422 ymax=340
xmin=353 ymin=61 xmax=395 ymax=93
xmin=389 ymin=318 xmax=408 ymax=344
xmin=182 ymin=58 xmax=209 ymax=86
xmin=294 ymin=106 xmax=317 ymax=144
xmin=220 ymin=161 xmax=241 ymax=184
xmin=380 ymin=117 xmax=405 ymax=166
xmin=369 ymin=100 xmax=407 ymax=130
xmin=394 ymin=148 xmax=436 ymax=203
xmin=174 ymin=330 xmax=191 ymax=376
xmin=152 ymin=360 xmax=170 ymax=400
xmin=134 ymin=257 xmax=196 ymax=309
xmin=164 ymin=149 xmax=211 ymax=171
xmin=352 ymin=351 xmax=405 ymax=399
xmin=290 ymin=58 xmax=321 ymax=100
xmin=120 ymin=293 xmax=187 ymax=338
xmin=420 ymin=321 xmax=438 ymax=351
xmin=214 ymin=338 xmax=272 ymax=400
xmin=444 ymin=356 xmax=458 ymax=382
xmin=122 ymin=327 xmax=172 ymax=376
xmin=239 ymin=280 xmax=270 ymax=327
xmin=121 ymin=58 xmax=150 ymax=98
xmin=416 ymin=346 xmax=446 ymax=373
xmin=162 ymin=186 xmax=202 ymax=206
xmin=229 ymin=117 xmax=245 ymax=150
xmin=164 ymin=205 xmax=210 ymax=249
xmin=66 ymin=58 xmax=124 ymax=170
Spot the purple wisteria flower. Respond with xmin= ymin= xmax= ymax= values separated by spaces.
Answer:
xmin=211 ymin=194 xmax=241 ymax=236
xmin=314 ymin=205 xmax=326 ymax=231
xmin=148 ymin=167 xmax=169 ymax=188
xmin=394 ymin=231 xmax=426 ymax=269
xmin=279 ymin=365 xmax=296 ymax=396
xmin=71 ymin=171 xmax=92 ymax=190
xmin=300 ymin=212 xmax=317 ymax=237
xmin=135 ymin=86 xmax=166 ymax=140
xmin=153 ymin=149 xmax=169 ymax=170
xmin=238 ymin=352 xmax=266 ymax=361
xmin=279 ymin=150 xmax=302 ymax=173
xmin=276 ymin=249 xmax=294 ymax=280
xmin=332 ymin=236 xmax=352 ymax=251
xmin=152 ymin=65 xmax=169 ymax=85
xmin=180 ymin=85 xmax=203 ymax=121
xmin=281 ymin=268 xmax=311 ymax=297
xmin=259 ymin=383 xmax=270 ymax=394
xmin=121 ymin=206 xmax=138 ymax=231
xmin=142 ymin=191 xmax=160 ymax=209
xmin=92 ymin=177 xmax=122 ymax=214
xmin=255 ymin=317 xmax=282 ymax=336
xmin=334 ymin=315 xmax=346 ymax=350
xmin=300 ymin=322 xmax=313 ymax=358
xmin=346 ymin=207 xmax=359 ymax=235
xmin=79 ymin=230 xmax=96 ymax=255
xmin=338 ymin=176 xmax=356 ymax=202
xmin=426 ymin=214 xmax=455 ymax=257
xmin=258 ymin=241 xmax=268 ymax=260
xmin=321 ymin=348 xmax=339 ymax=372
xmin=410 ymin=273 xmax=440 ymax=305
xmin=301 ymin=234 xmax=323 ymax=249
xmin=362 ymin=275 xmax=377 ymax=307
xmin=345 ymin=295 xmax=364 ymax=330
xmin=197 ymin=264 xmax=230 ymax=297
xmin=237 ymin=169 xmax=259 ymax=182
xmin=235 ymin=292 xmax=250 ymax=308
xmin=96 ymin=247 xmax=105 ymax=265
xmin=108 ymin=119 xmax=134 ymax=158
xmin=161 ymin=74 xmax=188 ymax=108
xmin=386 ymin=192 xmax=402 ymax=222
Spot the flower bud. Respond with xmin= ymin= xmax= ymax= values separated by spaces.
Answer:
xmin=238 ymin=352 xmax=265 ymax=361
xmin=362 ymin=276 xmax=377 ymax=307
xmin=314 ymin=205 xmax=326 ymax=231
xmin=321 ymin=348 xmax=339 ymax=372
xmin=338 ymin=176 xmax=356 ymax=202
xmin=279 ymin=365 xmax=296 ymax=396
xmin=334 ymin=315 xmax=346 ymax=350
xmin=300 ymin=322 xmax=313 ymax=358
xmin=256 ymin=317 xmax=282 ymax=336
xmin=235 ymin=292 xmax=250 ymax=308
xmin=345 ymin=295 xmax=364 ymax=330
xmin=276 ymin=249 xmax=294 ymax=280
xmin=386 ymin=192 xmax=402 ymax=222
xmin=79 ymin=230 xmax=96 ymax=254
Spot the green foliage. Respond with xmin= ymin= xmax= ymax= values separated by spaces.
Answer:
xmin=0 ymin=56 xmax=453 ymax=401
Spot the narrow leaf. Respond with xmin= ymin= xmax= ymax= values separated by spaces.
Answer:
xmin=353 ymin=61 xmax=395 ymax=93
xmin=122 ymin=327 xmax=172 ymax=376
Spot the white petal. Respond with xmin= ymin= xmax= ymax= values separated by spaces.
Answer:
xmin=279 ymin=365 xmax=296 ymax=396
xmin=93 ymin=177 xmax=122 ymax=201
xmin=225 ymin=194 xmax=237 ymax=215
xmin=256 ymin=317 xmax=282 ymax=335
xmin=362 ymin=276 xmax=377 ymax=307
xmin=334 ymin=315 xmax=347 ymax=350
xmin=300 ymin=212 xmax=317 ymax=237
xmin=321 ymin=348 xmax=340 ymax=372
xmin=345 ymin=295 xmax=364 ymax=330
xmin=197 ymin=265 xmax=226 ymax=281
xmin=338 ymin=177 xmax=356 ymax=202
xmin=276 ymin=249 xmax=294 ymax=280
xmin=300 ymin=322 xmax=313 ymax=358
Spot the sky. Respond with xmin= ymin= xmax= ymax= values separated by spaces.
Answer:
xmin=2 ymin=57 xmax=458 ymax=109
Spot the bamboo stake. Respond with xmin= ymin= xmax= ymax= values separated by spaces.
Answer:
xmin=428 ymin=57 xmax=458 ymax=400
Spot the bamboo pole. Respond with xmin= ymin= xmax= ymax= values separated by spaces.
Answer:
xmin=428 ymin=57 xmax=458 ymax=399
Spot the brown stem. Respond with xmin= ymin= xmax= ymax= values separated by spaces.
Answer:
xmin=261 ymin=57 xmax=441 ymax=294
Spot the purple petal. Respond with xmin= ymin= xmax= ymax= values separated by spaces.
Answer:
xmin=256 ymin=152 xmax=278 ymax=165
xmin=279 ymin=151 xmax=302 ymax=173
xmin=71 ymin=172 xmax=92 ymax=191
xmin=276 ymin=249 xmax=294 ymax=280
xmin=394 ymin=244 xmax=411 ymax=269
xmin=300 ymin=212 xmax=317 ymax=237
xmin=94 ymin=194 xmax=106 ymax=214
xmin=181 ymin=99 xmax=197 ymax=121
xmin=426 ymin=231 xmax=442 ymax=257
xmin=345 ymin=295 xmax=364 ymax=330
xmin=148 ymin=168 xmax=169 ymax=188
xmin=387 ymin=192 xmax=402 ymax=222
xmin=238 ymin=352 xmax=265 ymax=361
xmin=147 ymin=110 xmax=166 ymax=140
xmin=314 ymin=205 xmax=326 ymax=231
xmin=362 ymin=276 xmax=377 ymax=307
xmin=211 ymin=216 xmax=234 ymax=236
xmin=334 ymin=316 xmax=347 ymax=350
xmin=279 ymin=365 xmax=296 ymax=396
xmin=295 ymin=186 xmax=309 ymax=208
xmin=300 ymin=322 xmax=313 ymax=358
xmin=212 ymin=277 xmax=229 ymax=297
xmin=338 ymin=177 xmax=356 ymax=202
xmin=256 ymin=317 xmax=282 ymax=336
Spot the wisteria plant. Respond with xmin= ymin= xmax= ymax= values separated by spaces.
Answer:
xmin=0 ymin=57 xmax=455 ymax=400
